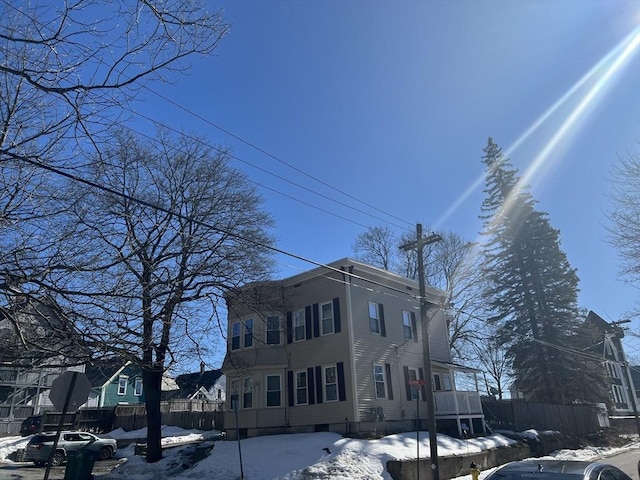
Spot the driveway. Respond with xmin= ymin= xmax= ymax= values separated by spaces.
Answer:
xmin=0 ymin=458 xmax=124 ymax=479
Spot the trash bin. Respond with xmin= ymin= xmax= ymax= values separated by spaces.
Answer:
xmin=64 ymin=449 xmax=97 ymax=480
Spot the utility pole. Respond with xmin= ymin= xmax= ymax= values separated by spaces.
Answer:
xmin=400 ymin=223 xmax=441 ymax=480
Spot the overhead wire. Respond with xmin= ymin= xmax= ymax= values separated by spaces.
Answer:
xmin=143 ymin=86 xmax=414 ymax=230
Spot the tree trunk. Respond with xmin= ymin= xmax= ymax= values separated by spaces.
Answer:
xmin=144 ymin=369 xmax=163 ymax=463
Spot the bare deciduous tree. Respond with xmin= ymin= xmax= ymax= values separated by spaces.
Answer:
xmin=32 ymin=129 xmax=274 ymax=462
xmin=608 ymin=147 xmax=640 ymax=314
xmin=352 ymin=226 xmax=485 ymax=360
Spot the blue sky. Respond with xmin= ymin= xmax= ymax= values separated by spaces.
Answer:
xmin=132 ymin=1 xmax=640 ymax=363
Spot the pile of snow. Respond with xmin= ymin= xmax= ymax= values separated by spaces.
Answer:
xmin=1 ymin=427 xmax=637 ymax=480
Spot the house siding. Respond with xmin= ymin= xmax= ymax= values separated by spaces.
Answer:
xmin=222 ymin=258 xmax=484 ymax=439
xmin=101 ymin=364 xmax=144 ymax=406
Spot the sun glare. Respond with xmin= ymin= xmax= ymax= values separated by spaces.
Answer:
xmin=434 ymin=25 xmax=640 ymax=240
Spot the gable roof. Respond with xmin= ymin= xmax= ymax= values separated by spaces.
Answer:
xmin=84 ymin=358 xmax=130 ymax=388
xmin=175 ymin=369 xmax=223 ymax=397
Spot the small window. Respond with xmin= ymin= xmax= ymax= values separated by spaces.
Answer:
xmin=243 ymin=378 xmax=253 ymax=408
xmin=231 ymin=322 xmax=240 ymax=350
xmin=244 ymin=319 xmax=254 ymax=348
xmin=321 ymin=302 xmax=334 ymax=335
xmin=369 ymin=302 xmax=380 ymax=334
xmin=230 ymin=379 xmax=240 ymax=410
xmin=408 ymin=368 xmax=419 ymax=400
xmin=443 ymin=374 xmax=452 ymax=391
xmin=324 ymin=365 xmax=338 ymax=402
xmin=266 ymin=374 xmax=281 ymax=407
xmin=293 ymin=310 xmax=305 ymax=342
xmin=134 ymin=377 xmax=143 ymax=396
xmin=373 ymin=364 xmax=386 ymax=399
xmin=402 ymin=310 xmax=413 ymax=340
xmin=296 ymin=371 xmax=308 ymax=405
xmin=266 ymin=316 xmax=281 ymax=345
xmin=117 ymin=375 xmax=128 ymax=396
xmin=433 ymin=374 xmax=442 ymax=392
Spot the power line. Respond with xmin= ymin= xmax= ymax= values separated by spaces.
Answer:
xmin=123 ymin=115 xmax=401 ymax=230
xmin=143 ymin=86 xmax=414 ymax=230
xmin=15 ymin=154 xmax=423 ymax=303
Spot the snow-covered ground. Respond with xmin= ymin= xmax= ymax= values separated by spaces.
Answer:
xmin=0 ymin=427 xmax=637 ymax=480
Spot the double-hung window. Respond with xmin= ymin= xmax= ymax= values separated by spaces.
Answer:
xmin=293 ymin=310 xmax=305 ymax=342
xmin=266 ymin=374 xmax=281 ymax=407
xmin=134 ymin=377 xmax=143 ymax=396
xmin=324 ymin=365 xmax=338 ymax=402
xmin=230 ymin=379 xmax=240 ymax=409
xmin=408 ymin=368 xmax=419 ymax=400
xmin=369 ymin=302 xmax=381 ymax=334
xmin=320 ymin=301 xmax=334 ymax=335
xmin=117 ymin=375 xmax=128 ymax=395
xmin=266 ymin=316 xmax=281 ymax=345
xmin=231 ymin=322 xmax=241 ymax=350
xmin=244 ymin=319 xmax=254 ymax=348
xmin=243 ymin=378 xmax=253 ymax=408
xmin=402 ymin=310 xmax=413 ymax=340
xmin=296 ymin=371 xmax=308 ymax=405
xmin=373 ymin=364 xmax=386 ymax=399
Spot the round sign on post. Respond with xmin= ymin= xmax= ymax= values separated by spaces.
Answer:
xmin=49 ymin=371 xmax=91 ymax=412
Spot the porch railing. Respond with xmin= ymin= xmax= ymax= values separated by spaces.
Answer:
xmin=434 ymin=390 xmax=482 ymax=415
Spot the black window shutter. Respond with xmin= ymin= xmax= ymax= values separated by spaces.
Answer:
xmin=287 ymin=370 xmax=294 ymax=407
xmin=315 ymin=366 xmax=323 ymax=403
xmin=286 ymin=311 xmax=293 ymax=344
xmin=307 ymin=367 xmax=315 ymax=405
xmin=379 ymin=303 xmax=386 ymax=337
xmin=403 ymin=366 xmax=411 ymax=401
xmin=411 ymin=312 xmax=418 ymax=342
xmin=385 ymin=363 xmax=394 ymax=400
xmin=333 ymin=297 xmax=341 ymax=333
xmin=418 ymin=368 xmax=427 ymax=401
xmin=337 ymin=361 xmax=346 ymax=401
xmin=312 ymin=303 xmax=320 ymax=337
xmin=305 ymin=306 xmax=313 ymax=340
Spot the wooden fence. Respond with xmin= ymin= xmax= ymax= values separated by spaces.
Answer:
xmin=481 ymin=398 xmax=604 ymax=435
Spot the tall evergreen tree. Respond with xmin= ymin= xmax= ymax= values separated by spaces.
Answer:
xmin=479 ymin=138 xmax=605 ymax=403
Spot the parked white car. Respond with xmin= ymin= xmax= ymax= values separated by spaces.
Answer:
xmin=24 ymin=431 xmax=117 ymax=466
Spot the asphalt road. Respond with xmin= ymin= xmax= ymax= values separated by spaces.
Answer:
xmin=0 ymin=458 xmax=123 ymax=480
xmin=601 ymin=447 xmax=640 ymax=480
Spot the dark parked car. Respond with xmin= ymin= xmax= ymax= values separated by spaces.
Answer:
xmin=20 ymin=415 xmax=43 ymax=436
xmin=485 ymin=460 xmax=632 ymax=480
xmin=24 ymin=431 xmax=117 ymax=466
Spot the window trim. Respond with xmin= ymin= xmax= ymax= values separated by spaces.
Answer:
xmin=266 ymin=315 xmax=281 ymax=345
xmin=295 ymin=370 xmax=308 ymax=406
xmin=243 ymin=377 xmax=253 ymax=409
xmin=369 ymin=302 xmax=380 ymax=334
xmin=243 ymin=318 xmax=254 ymax=348
xmin=373 ymin=364 xmax=386 ymax=399
xmin=266 ymin=374 xmax=282 ymax=407
xmin=231 ymin=321 xmax=241 ymax=350
xmin=402 ymin=310 xmax=413 ymax=340
xmin=320 ymin=301 xmax=334 ymax=335
xmin=117 ymin=375 xmax=128 ymax=396
xmin=230 ymin=378 xmax=240 ymax=410
xmin=134 ymin=377 xmax=143 ymax=396
xmin=293 ymin=310 xmax=305 ymax=342
xmin=323 ymin=364 xmax=338 ymax=403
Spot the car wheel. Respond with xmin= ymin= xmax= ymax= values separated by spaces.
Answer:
xmin=51 ymin=451 xmax=65 ymax=466
xmin=98 ymin=446 xmax=113 ymax=460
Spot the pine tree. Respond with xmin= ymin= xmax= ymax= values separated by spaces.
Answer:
xmin=479 ymin=138 xmax=603 ymax=404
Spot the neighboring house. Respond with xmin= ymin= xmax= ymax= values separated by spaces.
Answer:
xmin=222 ymin=258 xmax=485 ymax=440
xmin=0 ymin=295 xmax=86 ymax=433
xmin=584 ymin=311 xmax=639 ymax=416
xmin=173 ymin=366 xmax=225 ymax=409
xmin=84 ymin=359 xmax=145 ymax=407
